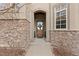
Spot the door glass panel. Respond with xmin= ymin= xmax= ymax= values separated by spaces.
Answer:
xmin=37 ymin=21 xmax=43 ymax=30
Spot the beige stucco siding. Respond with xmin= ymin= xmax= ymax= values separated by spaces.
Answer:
xmin=69 ymin=3 xmax=79 ymax=30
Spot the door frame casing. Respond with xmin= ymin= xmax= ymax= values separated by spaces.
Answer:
xmin=31 ymin=9 xmax=50 ymax=41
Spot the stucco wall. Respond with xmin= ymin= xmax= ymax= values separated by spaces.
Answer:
xmin=51 ymin=3 xmax=79 ymax=30
xmin=0 ymin=4 xmax=31 ymax=21
xmin=69 ymin=3 xmax=79 ymax=30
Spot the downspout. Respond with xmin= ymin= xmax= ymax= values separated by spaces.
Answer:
xmin=49 ymin=3 xmax=51 ymax=42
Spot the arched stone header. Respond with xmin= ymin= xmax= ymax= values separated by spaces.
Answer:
xmin=34 ymin=10 xmax=46 ymax=13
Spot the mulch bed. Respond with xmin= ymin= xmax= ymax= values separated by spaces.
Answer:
xmin=53 ymin=48 xmax=73 ymax=56
xmin=0 ymin=47 xmax=26 ymax=56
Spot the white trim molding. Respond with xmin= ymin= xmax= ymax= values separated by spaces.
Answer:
xmin=54 ymin=4 xmax=69 ymax=30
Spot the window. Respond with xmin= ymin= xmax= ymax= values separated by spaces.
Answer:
xmin=55 ymin=8 xmax=67 ymax=29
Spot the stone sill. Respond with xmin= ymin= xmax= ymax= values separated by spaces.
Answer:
xmin=50 ymin=30 xmax=79 ymax=32
xmin=0 ymin=19 xmax=31 ymax=23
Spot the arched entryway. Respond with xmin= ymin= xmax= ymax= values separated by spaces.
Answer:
xmin=34 ymin=10 xmax=46 ymax=38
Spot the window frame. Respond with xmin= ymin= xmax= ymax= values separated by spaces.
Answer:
xmin=54 ymin=8 xmax=68 ymax=30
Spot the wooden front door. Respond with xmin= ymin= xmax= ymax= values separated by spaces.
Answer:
xmin=36 ymin=21 xmax=44 ymax=38
xmin=37 ymin=30 xmax=43 ymax=38
xmin=34 ymin=11 xmax=46 ymax=38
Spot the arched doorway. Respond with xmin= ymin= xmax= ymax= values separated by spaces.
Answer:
xmin=34 ymin=10 xmax=46 ymax=38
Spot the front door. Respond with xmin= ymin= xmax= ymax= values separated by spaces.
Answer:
xmin=34 ymin=11 xmax=46 ymax=38
xmin=36 ymin=21 xmax=44 ymax=38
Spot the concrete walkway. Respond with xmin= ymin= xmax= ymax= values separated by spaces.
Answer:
xmin=26 ymin=38 xmax=53 ymax=56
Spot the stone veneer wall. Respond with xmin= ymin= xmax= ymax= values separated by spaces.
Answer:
xmin=0 ymin=19 xmax=30 ymax=49
xmin=50 ymin=30 xmax=79 ymax=56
